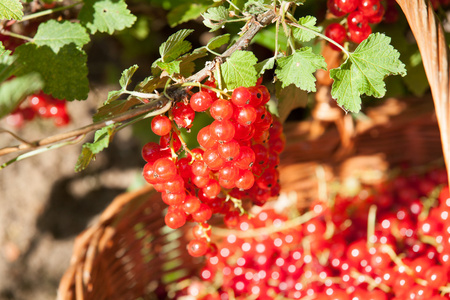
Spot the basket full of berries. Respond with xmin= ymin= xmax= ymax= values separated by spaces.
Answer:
xmin=57 ymin=0 xmax=450 ymax=299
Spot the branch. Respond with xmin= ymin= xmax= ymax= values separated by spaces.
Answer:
xmin=0 ymin=97 xmax=169 ymax=156
xmin=186 ymin=9 xmax=277 ymax=83
xmin=0 ymin=9 xmax=278 ymax=162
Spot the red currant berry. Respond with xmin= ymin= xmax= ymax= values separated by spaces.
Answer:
xmin=203 ymin=148 xmax=225 ymax=170
xmin=172 ymin=102 xmax=195 ymax=128
xmin=359 ymin=0 xmax=381 ymax=17
xmin=151 ymin=115 xmax=172 ymax=136
xmin=142 ymin=142 xmax=161 ymax=162
xmin=218 ymin=140 xmax=240 ymax=161
xmin=190 ymin=91 xmax=213 ymax=112
xmin=197 ymin=125 xmax=218 ymax=149
xmin=210 ymin=99 xmax=234 ymax=121
xmin=192 ymin=203 xmax=213 ymax=222
xmin=183 ymin=195 xmax=201 ymax=214
xmin=209 ymin=120 xmax=235 ymax=143
xmin=325 ymin=23 xmax=347 ymax=51
xmin=231 ymin=87 xmax=252 ymax=106
xmin=235 ymin=169 xmax=255 ymax=190
xmin=187 ymin=238 xmax=209 ymax=257
xmin=234 ymin=105 xmax=257 ymax=126
xmin=165 ymin=209 xmax=186 ymax=229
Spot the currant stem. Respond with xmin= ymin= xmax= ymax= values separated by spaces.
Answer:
xmin=122 ymin=90 xmax=160 ymax=99
xmin=213 ymin=210 xmax=318 ymax=238
xmin=171 ymin=123 xmax=195 ymax=159
xmin=0 ymin=135 xmax=84 ymax=170
xmin=367 ymin=204 xmax=377 ymax=248
xmin=285 ymin=16 xmax=350 ymax=59
xmin=19 ymin=2 xmax=83 ymax=23
xmin=0 ymin=97 xmax=170 ymax=158
xmin=181 ymin=82 xmax=229 ymax=98
xmin=0 ymin=30 xmax=32 ymax=42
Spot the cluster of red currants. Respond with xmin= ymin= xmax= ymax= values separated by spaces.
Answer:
xmin=186 ymin=168 xmax=450 ymax=299
xmin=6 ymin=91 xmax=70 ymax=128
xmin=141 ymin=80 xmax=284 ymax=257
xmin=324 ymin=0 xmax=397 ymax=49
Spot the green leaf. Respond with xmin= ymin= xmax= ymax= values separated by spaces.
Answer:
xmin=167 ymin=1 xmax=212 ymax=27
xmin=202 ymin=6 xmax=228 ymax=22
xmin=75 ymin=124 xmax=119 ymax=172
xmin=159 ymin=29 xmax=193 ymax=62
xmin=106 ymin=90 xmax=122 ymax=103
xmin=178 ymin=51 xmax=207 ymax=77
xmin=15 ymin=43 xmax=89 ymax=100
xmin=119 ymin=64 xmax=138 ymax=89
xmin=0 ymin=0 xmax=23 ymax=20
xmin=292 ymin=16 xmax=319 ymax=43
xmin=156 ymin=60 xmax=181 ymax=75
xmin=330 ymin=33 xmax=407 ymax=112
xmin=0 ymin=44 xmax=18 ymax=82
xmin=93 ymin=98 xmax=142 ymax=122
xmin=206 ymin=33 xmax=230 ymax=50
xmin=275 ymin=83 xmax=308 ymax=123
xmin=136 ymin=76 xmax=169 ymax=93
xmin=0 ymin=73 xmax=43 ymax=119
xmin=78 ymin=0 xmax=137 ymax=34
xmin=33 ymin=20 xmax=90 ymax=53
xmin=217 ymin=50 xmax=258 ymax=90
xmin=255 ymin=56 xmax=275 ymax=75
xmin=244 ymin=0 xmax=271 ymax=14
xmin=275 ymin=47 xmax=326 ymax=92
xmin=202 ymin=6 xmax=228 ymax=31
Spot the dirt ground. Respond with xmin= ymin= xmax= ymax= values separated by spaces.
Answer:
xmin=0 ymin=87 xmax=147 ymax=300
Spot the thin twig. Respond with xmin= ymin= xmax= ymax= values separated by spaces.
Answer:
xmin=0 ymin=97 xmax=169 ymax=157
xmin=0 ymin=128 xmax=34 ymax=145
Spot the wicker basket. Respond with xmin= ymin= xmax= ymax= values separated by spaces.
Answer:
xmin=57 ymin=0 xmax=449 ymax=298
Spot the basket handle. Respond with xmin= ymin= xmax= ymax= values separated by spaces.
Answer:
xmin=396 ymin=0 xmax=450 ymax=186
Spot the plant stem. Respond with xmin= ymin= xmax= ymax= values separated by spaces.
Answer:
xmin=286 ymin=16 xmax=350 ymax=59
xmin=122 ymin=90 xmax=160 ymax=99
xmin=19 ymin=1 xmax=83 ymax=22
xmin=0 ymin=135 xmax=84 ymax=170
xmin=0 ymin=97 xmax=170 ymax=158
xmin=0 ymin=30 xmax=32 ymax=42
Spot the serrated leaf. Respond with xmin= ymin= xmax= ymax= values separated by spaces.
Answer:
xmin=244 ymin=0 xmax=271 ymax=14
xmin=206 ymin=34 xmax=230 ymax=50
xmin=216 ymin=50 xmax=257 ymax=90
xmin=275 ymin=83 xmax=308 ymax=123
xmin=93 ymin=98 xmax=142 ymax=122
xmin=75 ymin=124 xmax=119 ymax=172
xmin=106 ymin=90 xmax=122 ymax=103
xmin=179 ymin=51 xmax=207 ymax=77
xmin=202 ymin=6 xmax=228 ymax=21
xmin=156 ymin=60 xmax=181 ymax=75
xmin=0 ymin=73 xmax=43 ymax=119
xmin=159 ymin=29 xmax=193 ymax=62
xmin=255 ymin=56 xmax=275 ymax=75
xmin=167 ymin=1 xmax=212 ymax=27
xmin=33 ymin=20 xmax=89 ymax=53
xmin=79 ymin=0 xmax=137 ymax=34
xmin=275 ymin=47 xmax=326 ymax=92
xmin=15 ymin=43 xmax=89 ymax=100
xmin=119 ymin=64 xmax=138 ymax=89
xmin=330 ymin=33 xmax=407 ymax=113
xmin=202 ymin=6 xmax=228 ymax=31
xmin=0 ymin=0 xmax=23 ymax=20
xmin=137 ymin=76 xmax=169 ymax=93
xmin=292 ymin=16 xmax=319 ymax=43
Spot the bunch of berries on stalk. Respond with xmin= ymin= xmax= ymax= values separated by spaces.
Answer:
xmin=324 ymin=0 xmax=398 ymax=49
xmin=182 ymin=168 xmax=450 ymax=300
xmin=6 ymin=91 xmax=71 ymax=128
xmin=141 ymin=79 xmax=285 ymax=257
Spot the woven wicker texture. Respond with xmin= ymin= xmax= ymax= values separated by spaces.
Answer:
xmin=57 ymin=0 xmax=449 ymax=298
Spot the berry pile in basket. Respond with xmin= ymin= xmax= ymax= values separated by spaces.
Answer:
xmin=6 ymin=91 xmax=71 ymax=128
xmin=183 ymin=168 xmax=450 ymax=299
xmin=141 ymin=79 xmax=284 ymax=257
